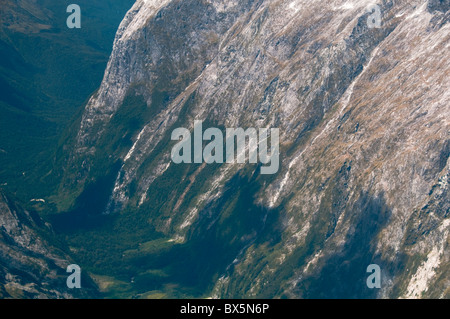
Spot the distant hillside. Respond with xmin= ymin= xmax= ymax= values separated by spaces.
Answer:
xmin=0 ymin=0 xmax=135 ymax=201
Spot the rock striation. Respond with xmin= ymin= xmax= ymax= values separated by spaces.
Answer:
xmin=58 ymin=0 xmax=449 ymax=298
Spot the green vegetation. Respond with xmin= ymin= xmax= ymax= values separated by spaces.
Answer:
xmin=0 ymin=0 xmax=135 ymax=202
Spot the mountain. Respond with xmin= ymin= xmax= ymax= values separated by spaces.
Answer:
xmin=47 ymin=0 xmax=449 ymax=299
xmin=0 ymin=189 xmax=98 ymax=298
xmin=0 ymin=0 xmax=447 ymax=299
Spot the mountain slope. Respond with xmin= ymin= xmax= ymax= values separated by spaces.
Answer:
xmin=54 ymin=0 xmax=449 ymax=298
xmin=0 ymin=0 xmax=135 ymax=200
xmin=0 ymin=190 xmax=98 ymax=298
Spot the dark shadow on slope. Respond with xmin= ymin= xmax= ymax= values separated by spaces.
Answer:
xmin=171 ymin=169 xmax=282 ymax=293
xmin=50 ymin=161 xmax=122 ymax=233
xmin=428 ymin=0 xmax=450 ymax=13
xmin=296 ymin=191 xmax=392 ymax=299
xmin=125 ymin=167 xmax=283 ymax=297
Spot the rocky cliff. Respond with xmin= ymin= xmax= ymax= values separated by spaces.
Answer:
xmin=56 ymin=0 xmax=449 ymax=298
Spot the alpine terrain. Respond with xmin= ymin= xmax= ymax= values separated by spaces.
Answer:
xmin=1 ymin=0 xmax=449 ymax=299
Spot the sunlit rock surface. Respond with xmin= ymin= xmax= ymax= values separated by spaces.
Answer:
xmin=57 ymin=0 xmax=449 ymax=298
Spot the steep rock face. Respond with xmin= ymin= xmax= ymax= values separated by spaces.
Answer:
xmin=0 ymin=191 xmax=97 ymax=298
xmin=61 ymin=0 xmax=259 ymax=200
xmin=59 ymin=0 xmax=449 ymax=298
